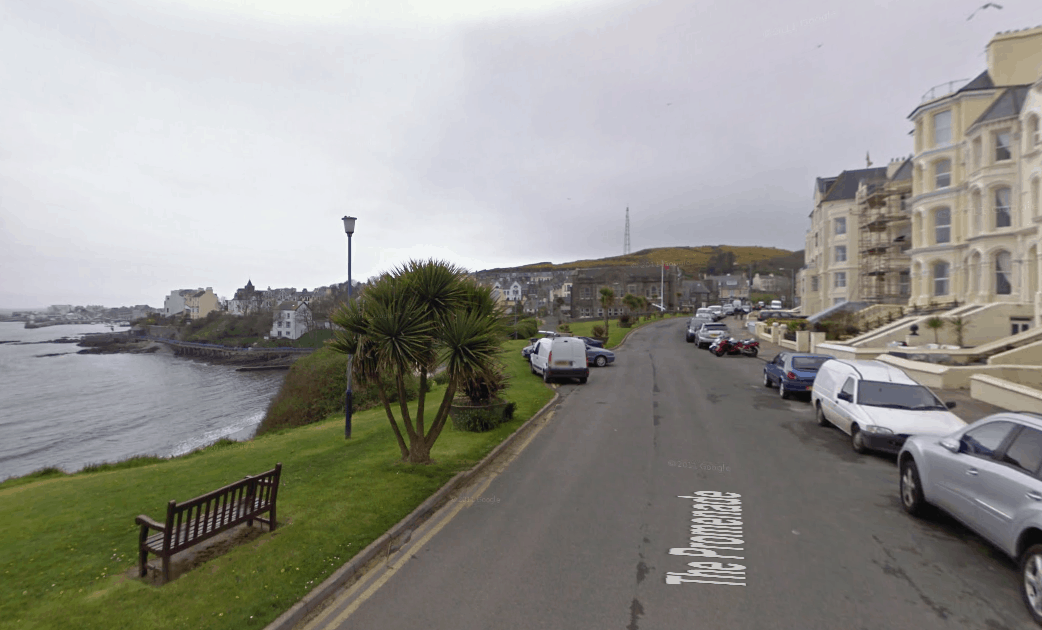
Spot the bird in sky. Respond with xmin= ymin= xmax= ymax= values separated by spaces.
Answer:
xmin=967 ymin=2 xmax=1002 ymax=20
xmin=816 ymin=44 xmax=823 ymax=48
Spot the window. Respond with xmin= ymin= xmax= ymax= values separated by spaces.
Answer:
xmin=839 ymin=377 xmax=855 ymax=399
xmin=996 ymin=131 xmax=1012 ymax=161
xmin=934 ymin=208 xmax=951 ymax=244
xmin=1012 ymin=318 xmax=1032 ymax=335
xmin=995 ymin=187 xmax=1012 ymax=228
xmin=857 ymin=381 xmax=944 ymax=409
xmin=627 ymin=284 xmax=636 ymax=295
xmin=974 ymin=193 xmax=983 ymax=233
xmin=960 ymin=421 xmax=1016 ymax=457
xmin=814 ymin=233 xmax=819 ymax=248
xmin=834 ymin=272 xmax=846 ymax=288
xmin=834 ymin=246 xmax=847 ymax=263
xmin=995 ymin=251 xmax=1012 ymax=295
xmin=834 ymin=217 xmax=846 ymax=235
xmin=935 ymin=159 xmax=951 ymax=189
xmin=933 ymin=261 xmax=950 ymax=296
xmin=973 ymin=138 xmax=982 ymax=170
xmin=933 ymin=110 xmax=952 ymax=146
xmin=811 ymin=276 xmax=819 ymax=292
xmin=1034 ymin=179 xmax=1041 ymax=219
xmin=1031 ymin=116 xmax=1041 ymax=148
xmin=581 ymin=287 xmax=591 ymax=299
xmin=1001 ymin=427 xmax=1042 ymax=475
xmin=899 ymin=271 xmax=911 ymax=296
xmin=833 ymin=297 xmax=846 ymax=305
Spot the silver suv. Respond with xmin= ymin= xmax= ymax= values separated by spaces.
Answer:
xmin=898 ymin=412 xmax=1042 ymax=625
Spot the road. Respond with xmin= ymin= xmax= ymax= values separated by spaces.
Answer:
xmin=296 ymin=316 xmax=1035 ymax=630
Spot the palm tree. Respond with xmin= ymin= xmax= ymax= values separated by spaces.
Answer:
xmin=924 ymin=316 xmax=945 ymax=345
xmin=329 ymin=259 xmax=507 ymax=464
xmin=599 ymin=287 xmax=615 ymax=337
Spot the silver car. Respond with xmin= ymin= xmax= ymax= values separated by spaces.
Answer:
xmin=695 ymin=322 xmax=729 ymax=349
xmin=898 ymin=412 xmax=1042 ymax=625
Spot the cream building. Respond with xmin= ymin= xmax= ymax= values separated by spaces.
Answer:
xmin=906 ymin=25 xmax=1042 ymax=329
xmin=183 ymin=288 xmax=219 ymax=320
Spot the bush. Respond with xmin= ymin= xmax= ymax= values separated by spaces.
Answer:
xmin=256 ymin=347 xmax=421 ymax=436
xmin=557 ymin=324 xmax=571 ymax=333
xmin=508 ymin=317 xmax=539 ymax=340
xmin=591 ymin=325 xmax=607 ymax=338
xmin=619 ymin=314 xmax=632 ymax=325
xmin=450 ymin=399 xmax=514 ymax=432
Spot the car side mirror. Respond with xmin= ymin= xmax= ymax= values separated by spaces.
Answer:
xmin=940 ymin=438 xmax=960 ymax=453
xmin=837 ymin=391 xmax=852 ymax=403
xmin=945 ymin=401 xmax=957 ymax=409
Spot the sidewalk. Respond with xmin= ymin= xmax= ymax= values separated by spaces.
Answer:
xmin=738 ymin=318 xmax=1008 ymax=423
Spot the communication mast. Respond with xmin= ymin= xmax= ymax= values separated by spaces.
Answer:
xmin=624 ymin=207 xmax=631 ymax=255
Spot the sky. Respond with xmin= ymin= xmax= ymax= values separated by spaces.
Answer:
xmin=1 ymin=0 xmax=1039 ymax=308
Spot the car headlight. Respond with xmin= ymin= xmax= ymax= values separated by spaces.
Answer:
xmin=863 ymin=425 xmax=894 ymax=435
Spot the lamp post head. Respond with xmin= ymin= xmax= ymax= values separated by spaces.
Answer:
xmin=342 ymin=216 xmax=357 ymax=236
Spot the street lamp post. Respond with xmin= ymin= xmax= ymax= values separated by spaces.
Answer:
xmin=342 ymin=216 xmax=357 ymax=439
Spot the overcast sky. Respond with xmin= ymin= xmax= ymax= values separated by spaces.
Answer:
xmin=1 ymin=0 xmax=1038 ymax=307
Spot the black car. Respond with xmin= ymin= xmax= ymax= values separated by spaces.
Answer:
xmin=577 ymin=336 xmax=604 ymax=348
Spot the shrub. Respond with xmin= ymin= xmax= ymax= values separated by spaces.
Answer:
xmin=557 ymin=323 xmax=571 ymax=333
xmin=450 ymin=399 xmax=514 ymax=432
xmin=619 ymin=314 xmax=632 ymax=325
xmin=591 ymin=325 xmax=607 ymax=337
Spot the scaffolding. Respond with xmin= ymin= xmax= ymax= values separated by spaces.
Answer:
xmin=857 ymin=177 xmax=912 ymax=304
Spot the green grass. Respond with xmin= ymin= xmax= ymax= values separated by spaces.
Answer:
xmin=0 ymin=340 xmax=551 ymax=630
xmin=563 ymin=313 xmax=684 ymax=349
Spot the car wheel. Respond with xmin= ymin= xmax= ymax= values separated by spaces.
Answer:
xmin=900 ymin=458 xmax=927 ymax=517
xmin=1020 ymin=544 xmax=1042 ymax=625
xmin=530 ymin=361 xmax=536 ymax=374
xmin=595 ymin=356 xmax=607 ymax=367
xmin=763 ymin=371 xmax=772 ymax=388
xmin=779 ymin=383 xmax=789 ymax=399
xmin=543 ymin=370 xmax=550 ymax=384
xmin=816 ymin=402 xmax=830 ymax=427
xmin=851 ymin=424 xmax=868 ymax=454
xmin=686 ymin=335 xmax=694 ymax=343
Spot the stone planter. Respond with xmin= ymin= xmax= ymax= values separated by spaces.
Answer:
xmin=449 ymin=399 xmax=514 ymax=432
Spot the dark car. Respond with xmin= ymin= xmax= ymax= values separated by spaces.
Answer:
xmin=586 ymin=346 xmax=615 ymax=367
xmin=762 ymin=352 xmax=833 ymax=399
xmin=577 ymin=336 xmax=604 ymax=348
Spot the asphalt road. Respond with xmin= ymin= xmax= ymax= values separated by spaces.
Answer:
xmin=299 ymin=317 xmax=1036 ymax=630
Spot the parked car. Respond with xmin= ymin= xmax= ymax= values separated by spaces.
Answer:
xmin=770 ymin=300 xmax=783 ymax=309
xmin=763 ymin=352 xmax=834 ymax=399
xmin=695 ymin=322 xmax=730 ymax=349
xmin=686 ymin=317 xmax=712 ymax=343
xmin=529 ymin=336 xmax=589 ymax=384
xmin=897 ymin=412 xmax=1042 ymax=625
xmin=723 ymin=304 xmax=735 ymax=316
xmin=577 ymin=336 xmax=604 ymax=348
xmin=708 ymin=305 xmax=723 ymax=320
xmin=586 ymin=346 xmax=615 ymax=367
xmin=757 ymin=310 xmax=783 ymax=322
xmin=811 ymin=359 xmax=964 ymax=454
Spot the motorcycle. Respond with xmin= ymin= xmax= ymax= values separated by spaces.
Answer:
xmin=711 ymin=337 xmax=759 ymax=357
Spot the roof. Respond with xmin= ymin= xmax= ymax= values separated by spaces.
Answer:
xmin=970 ymin=86 xmax=1031 ymax=127
xmin=275 ymin=301 xmax=307 ymax=311
xmin=816 ymin=176 xmax=838 ymax=195
xmin=956 ymin=70 xmax=994 ymax=94
xmin=831 ymin=359 xmax=919 ymax=384
xmin=890 ymin=158 xmax=913 ymax=182
xmin=823 ymin=167 xmax=889 ymax=202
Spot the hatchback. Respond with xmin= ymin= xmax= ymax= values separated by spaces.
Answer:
xmin=763 ymin=352 xmax=833 ymax=399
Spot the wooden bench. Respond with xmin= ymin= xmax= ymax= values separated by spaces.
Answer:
xmin=136 ymin=463 xmax=282 ymax=583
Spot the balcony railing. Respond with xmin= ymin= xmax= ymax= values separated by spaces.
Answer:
xmin=921 ymin=79 xmax=971 ymax=104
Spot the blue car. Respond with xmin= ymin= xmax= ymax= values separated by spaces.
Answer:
xmin=762 ymin=352 xmax=833 ymax=399
xmin=586 ymin=346 xmax=615 ymax=367
xmin=578 ymin=336 xmax=604 ymax=348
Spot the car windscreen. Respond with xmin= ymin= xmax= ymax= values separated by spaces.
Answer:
xmin=856 ymin=381 xmax=945 ymax=410
xmin=703 ymin=324 xmax=728 ymax=330
xmin=791 ymin=356 xmax=829 ymax=371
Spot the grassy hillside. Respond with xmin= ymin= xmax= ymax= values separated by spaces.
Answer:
xmin=490 ymin=245 xmax=803 ymax=277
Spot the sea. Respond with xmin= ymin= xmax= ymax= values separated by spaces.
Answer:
xmin=0 ymin=322 xmax=286 ymax=482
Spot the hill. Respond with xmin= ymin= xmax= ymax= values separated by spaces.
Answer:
xmin=481 ymin=245 xmax=804 ymax=278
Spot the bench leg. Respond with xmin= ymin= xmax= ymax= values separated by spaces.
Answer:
xmin=269 ymin=506 xmax=277 ymax=532
xmin=138 ymin=526 xmax=149 ymax=578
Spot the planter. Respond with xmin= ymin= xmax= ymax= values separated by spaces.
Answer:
xmin=449 ymin=399 xmax=515 ymax=432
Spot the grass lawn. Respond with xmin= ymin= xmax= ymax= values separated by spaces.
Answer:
xmin=0 ymin=340 xmax=551 ymax=630
xmin=562 ymin=313 xmax=685 ymax=349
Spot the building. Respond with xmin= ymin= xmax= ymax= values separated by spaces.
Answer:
xmin=904 ymin=25 xmax=1042 ymax=324
xmin=270 ymin=301 xmax=311 ymax=340
xmin=800 ymin=166 xmax=889 ymax=315
xmin=705 ymin=274 xmax=751 ymax=301
xmin=164 ymin=289 xmax=194 ymax=316
xmin=856 ymin=157 xmax=914 ymax=304
xmin=570 ymin=266 xmax=680 ymax=318
xmin=183 ymin=288 xmax=219 ymax=320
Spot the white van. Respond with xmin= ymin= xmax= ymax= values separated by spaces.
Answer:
xmin=530 ymin=336 xmax=589 ymax=384
xmin=770 ymin=300 xmax=783 ymax=309
xmin=811 ymin=359 xmax=964 ymax=455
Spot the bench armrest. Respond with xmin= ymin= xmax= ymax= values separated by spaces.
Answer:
xmin=135 ymin=515 xmax=165 ymax=532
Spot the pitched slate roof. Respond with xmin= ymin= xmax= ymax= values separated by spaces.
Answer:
xmin=816 ymin=176 xmax=838 ymax=195
xmin=275 ymin=301 xmax=306 ymax=311
xmin=822 ymin=167 xmax=889 ymax=202
xmin=970 ymin=86 xmax=1032 ymax=127
xmin=891 ymin=157 xmax=913 ymax=181
xmin=956 ymin=70 xmax=994 ymax=94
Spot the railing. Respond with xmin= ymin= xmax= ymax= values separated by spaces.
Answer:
xmin=921 ymin=79 xmax=970 ymax=104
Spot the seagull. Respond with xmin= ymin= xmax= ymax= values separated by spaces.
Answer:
xmin=967 ymin=2 xmax=1002 ymax=20
xmin=816 ymin=44 xmax=823 ymax=48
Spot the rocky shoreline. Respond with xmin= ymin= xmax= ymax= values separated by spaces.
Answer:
xmin=73 ymin=333 xmax=298 ymax=369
